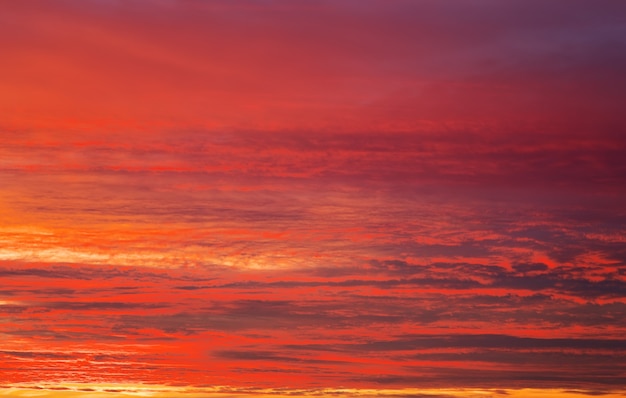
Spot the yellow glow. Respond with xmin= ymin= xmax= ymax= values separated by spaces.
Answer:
xmin=1 ymin=385 xmax=624 ymax=398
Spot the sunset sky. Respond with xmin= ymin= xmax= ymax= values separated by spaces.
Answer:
xmin=1 ymin=1 xmax=625 ymax=397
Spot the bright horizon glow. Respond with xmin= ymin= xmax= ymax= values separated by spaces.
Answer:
xmin=2 ymin=385 xmax=625 ymax=398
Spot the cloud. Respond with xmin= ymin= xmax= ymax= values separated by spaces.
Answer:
xmin=0 ymin=0 xmax=624 ymax=392
xmin=214 ymin=350 xmax=344 ymax=365
xmin=2 ymin=0 xmax=626 ymax=131
xmin=350 ymin=334 xmax=626 ymax=351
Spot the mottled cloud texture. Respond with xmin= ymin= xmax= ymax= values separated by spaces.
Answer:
xmin=0 ymin=1 xmax=625 ymax=397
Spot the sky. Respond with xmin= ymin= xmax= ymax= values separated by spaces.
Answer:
xmin=1 ymin=1 xmax=625 ymax=397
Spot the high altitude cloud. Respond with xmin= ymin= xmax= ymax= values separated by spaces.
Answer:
xmin=1 ymin=0 xmax=625 ymax=130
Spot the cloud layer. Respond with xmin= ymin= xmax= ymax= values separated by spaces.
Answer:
xmin=0 ymin=0 xmax=625 ymax=396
